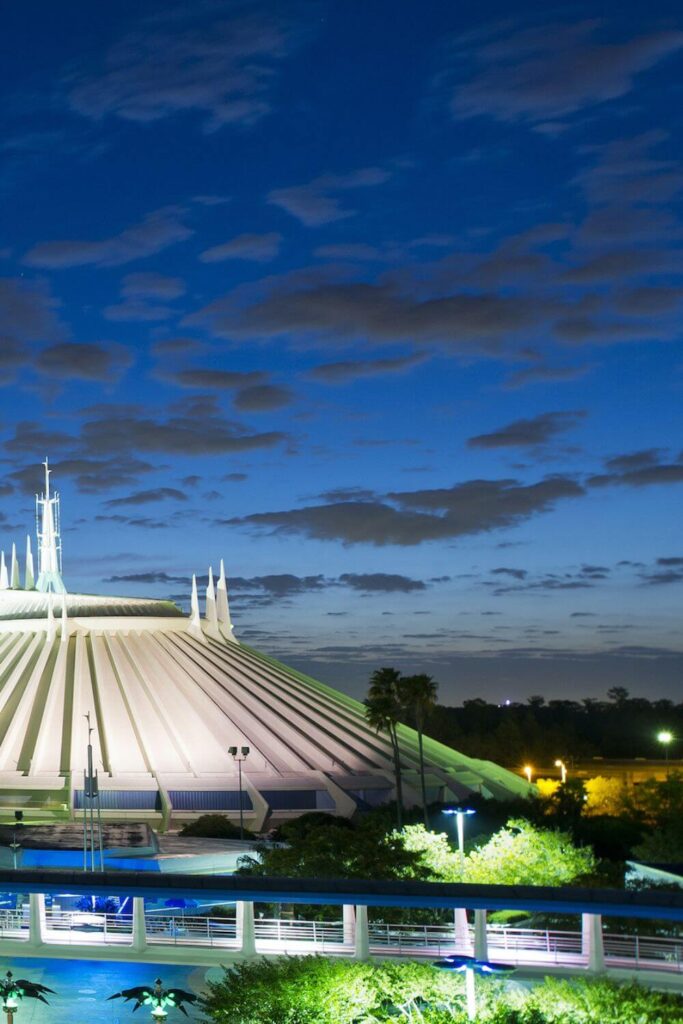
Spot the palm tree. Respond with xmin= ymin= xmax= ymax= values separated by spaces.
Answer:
xmin=365 ymin=667 xmax=404 ymax=828
xmin=400 ymin=674 xmax=438 ymax=826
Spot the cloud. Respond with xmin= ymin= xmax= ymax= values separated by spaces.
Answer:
xmin=24 ymin=206 xmax=192 ymax=269
xmin=200 ymin=232 xmax=282 ymax=263
xmin=491 ymin=567 xmax=527 ymax=580
xmin=233 ymin=384 xmax=293 ymax=411
xmin=158 ymin=367 xmax=267 ymax=390
xmin=106 ymin=571 xmax=189 ymax=586
xmin=339 ymin=573 xmax=426 ymax=593
xmin=36 ymin=342 xmax=132 ymax=381
xmin=227 ymin=474 xmax=584 ymax=546
xmin=121 ymin=272 xmax=186 ymax=299
xmin=447 ymin=21 xmax=683 ymax=126
xmin=308 ymin=353 xmax=428 ymax=383
xmin=105 ymin=487 xmax=188 ymax=508
xmin=503 ymin=364 xmax=592 ymax=390
xmin=468 ymin=410 xmax=585 ymax=449
xmin=268 ymin=167 xmax=391 ymax=226
xmin=7 ymin=455 xmax=155 ymax=495
xmin=79 ymin=406 xmax=288 ymax=456
xmin=67 ymin=8 xmax=306 ymax=131
xmin=588 ymin=450 xmax=683 ymax=488
xmin=0 ymin=277 xmax=63 ymax=355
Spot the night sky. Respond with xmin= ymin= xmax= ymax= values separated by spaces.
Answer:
xmin=1 ymin=2 xmax=682 ymax=701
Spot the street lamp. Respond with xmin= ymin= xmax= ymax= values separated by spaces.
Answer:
xmin=229 ymin=745 xmax=250 ymax=841
xmin=657 ymin=730 xmax=673 ymax=761
xmin=0 ymin=971 xmax=54 ymax=1022
xmin=108 ymin=979 xmax=196 ymax=1019
xmin=433 ymin=955 xmax=514 ymax=1021
xmin=522 ymin=765 xmax=533 ymax=786
xmin=554 ymin=759 xmax=567 ymax=784
xmin=442 ymin=808 xmax=476 ymax=876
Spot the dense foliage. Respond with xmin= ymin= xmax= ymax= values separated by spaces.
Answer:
xmin=238 ymin=814 xmax=596 ymax=887
xmin=179 ymin=814 xmax=254 ymax=840
xmin=201 ymin=957 xmax=683 ymax=1023
xmin=422 ymin=689 xmax=681 ymax=766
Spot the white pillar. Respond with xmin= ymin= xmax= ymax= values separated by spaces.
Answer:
xmin=474 ymin=909 xmax=488 ymax=961
xmin=454 ymin=907 xmax=472 ymax=953
xmin=132 ymin=897 xmax=147 ymax=952
xmin=237 ymin=901 xmax=256 ymax=956
xmin=28 ymin=893 xmax=45 ymax=948
xmin=582 ymin=912 xmax=605 ymax=973
xmin=343 ymin=903 xmax=355 ymax=945
xmin=354 ymin=904 xmax=370 ymax=960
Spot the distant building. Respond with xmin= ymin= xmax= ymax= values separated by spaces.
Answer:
xmin=0 ymin=462 xmax=529 ymax=827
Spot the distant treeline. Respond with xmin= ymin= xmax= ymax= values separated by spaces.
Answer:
xmin=420 ymin=688 xmax=682 ymax=767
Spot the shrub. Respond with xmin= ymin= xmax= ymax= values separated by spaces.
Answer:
xmin=179 ymin=815 xmax=254 ymax=840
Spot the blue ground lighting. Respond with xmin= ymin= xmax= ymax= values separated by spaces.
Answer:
xmin=0 ymin=959 xmax=202 ymax=1022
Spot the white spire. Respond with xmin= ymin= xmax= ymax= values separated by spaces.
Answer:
xmin=0 ymin=552 xmax=7 ymax=590
xmin=46 ymin=593 xmax=56 ymax=643
xmin=205 ymin=566 xmax=218 ymax=626
xmin=187 ymin=574 xmax=203 ymax=639
xmin=60 ymin=593 xmax=68 ymax=643
xmin=217 ymin=558 xmax=236 ymax=641
xmin=36 ymin=457 xmax=66 ymax=594
xmin=25 ymin=535 xmax=35 ymax=590
xmin=10 ymin=543 xmax=19 ymax=590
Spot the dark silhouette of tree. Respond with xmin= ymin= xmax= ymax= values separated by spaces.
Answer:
xmin=365 ymin=667 xmax=404 ymax=828
xmin=400 ymin=673 xmax=438 ymax=826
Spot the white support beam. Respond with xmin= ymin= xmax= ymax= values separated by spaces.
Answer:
xmin=474 ymin=908 xmax=488 ymax=961
xmin=237 ymin=900 xmax=256 ymax=956
xmin=582 ymin=912 xmax=605 ymax=973
xmin=354 ymin=904 xmax=370 ymax=960
xmin=28 ymin=893 xmax=45 ymax=948
xmin=132 ymin=897 xmax=147 ymax=952
xmin=343 ymin=903 xmax=355 ymax=945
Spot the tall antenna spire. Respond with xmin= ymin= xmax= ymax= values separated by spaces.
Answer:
xmin=35 ymin=458 xmax=66 ymax=594
xmin=25 ymin=535 xmax=35 ymax=590
xmin=10 ymin=543 xmax=19 ymax=589
xmin=217 ymin=558 xmax=236 ymax=641
xmin=0 ymin=552 xmax=7 ymax=591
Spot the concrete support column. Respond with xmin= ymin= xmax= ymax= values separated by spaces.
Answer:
xmin=28 ymin=893 xmax=45 ymax=948
xmin=453 ymin=907 xmax=472 ymax=953
xmin=343 ymin=903 xmax=356 ymax=945
xmin=474 ymin=909 xmax=488 ymax=961
xmin=237 ymin=901 xmax=256 ymax=957
xmin=132 ymin=897 xmax=147 ymax=952
xmin=354 ymin=904 xmax=370 ymax=960
xmin=581 ymin=912 xmax=605 ymax=973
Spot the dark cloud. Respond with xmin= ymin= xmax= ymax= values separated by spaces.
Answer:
xmin=106 ymin=571 xmax=189 ymax=586
xmin=268 ymin=167 xmax=391 ymax=226
xmin=200 ymin=232 xmax=282 ymax=263
xmin=67 ymin=8 xmax=306 ymax=131
xmin=491 ymin=567 xmax=527 ymax=580
xmin=79 ymin=407 xmax=288 ymax=456
xmin=105 ymin=487 xmax=188 ymax=508
xmin=0 ymin=277 xmax=63 ymax=353
xmin=230 ymin=574 xmax=326 ymax=598
xmin=36 ymin=342 xmax=132 ymax=381
xmin=503 ymin=364 xmax=592 ymax=390
xmin=227 ymin=474 xmax=584 ymax=546
xmin=159 ymin=368 xmax=267 ymax=390
xmin=121 ymin=272 xmax=186 ymax=299
xmin=317 ymin=486 xmax=376 ymax=503
xmin=588 ymin=453 xmax=683 ymax=488
xmin=233 ymin=384 xmax=293 ymax=411
xmin=339 ymin=573 xmax=426 ymax=593
xmin=24 ymin=206 xmax=192 ymax=269
xmin=616 ymin=286 xmax=683 ymax=316
xmin=7 ymin=456 xmax=155 ymax=495
xmin=604 ymin=449 xmax=664 ymax=472
xmin=308 ymin=353 xmax=427 ymax=383
xmin=222 ymin=472 xmax=248 ymax=482
xmin=447 ymin=21 xmax=683 ymax=126
xmin=150 ymin=337 xmax=204 ymax=357
xmin=657 ymin=556 xmax=683 ymax=567
xmin=468 ymin=410 xmax=585 ymax=449
xmin=640 ymin=569 xmax=683 ymax=585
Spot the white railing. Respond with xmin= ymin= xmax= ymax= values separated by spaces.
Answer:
xmin=28 ymin=909 xmax=683 ymax=973
xmin=0 ymin=909 xmax=27 ymax=940
xmin=145 ymin=914 xmax=237 ymax=947
xmin=45 ymin=910 xmax=133 ymax=945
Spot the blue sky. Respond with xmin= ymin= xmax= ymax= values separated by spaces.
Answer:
xmin=1 ymin=0 xmax=683 ymax=700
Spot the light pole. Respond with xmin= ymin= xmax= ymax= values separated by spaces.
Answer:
xmin=229 ymin=745 xmax=250 ymax=840
xmin=443 ymin=808 xmax=475 ymax=877
xmin=554 ymin=759 xmax=567 ymax=784
xmin=657 ymin=730 xmax=673 ymax=762
xmin=0 ymin=970 xmax=54 ymax=1022
xmin=522 ymin=765 xmax=533 ymax=787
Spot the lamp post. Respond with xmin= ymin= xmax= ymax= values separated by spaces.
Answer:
xmin=443 ymin=808 xmax=475 ymax=877
xmin=229 ymin=745 xmax=250 ymax=840
xmin=554 ymin=759 xmax=567 ymax=784
xmin=433 ymin=955 xmax=514 ymax=1021
xmin=107 ymin=978 xmax=196 ymax=1019
xmin=657 ymin=730 xmax=673 ymax=762
xmin=0 ymin=970 xmax=54 ymax=1022
xmin=523 ymin=765 xmax=533 ymax=787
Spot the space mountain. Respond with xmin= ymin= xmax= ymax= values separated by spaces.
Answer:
xmin=0 ymin=461 xmax=529 ymax=826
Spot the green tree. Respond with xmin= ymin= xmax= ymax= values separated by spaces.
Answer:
xmin=399 ymin=673 xmax=438 ymax=826
xmin=365 ymin=667 xmax=405 ymax=828
xmin=463 ymin=818 xmax=597 ymax=886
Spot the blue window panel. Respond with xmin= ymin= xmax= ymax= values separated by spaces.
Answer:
xmin=168 ymin=791 xmax=254 ymax=811
xmin=74 ymin=790 xmax=161 ymax=810
xmin=261 ymin=790 xmax=333 ymax=810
